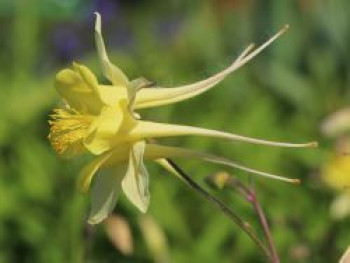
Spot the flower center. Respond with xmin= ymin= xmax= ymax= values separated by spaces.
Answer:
xmin=48 ymin=108 xmax=93 ymax=154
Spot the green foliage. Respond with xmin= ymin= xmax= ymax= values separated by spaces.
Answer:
xmin=0 ymin=0 xmax=349 ymax=262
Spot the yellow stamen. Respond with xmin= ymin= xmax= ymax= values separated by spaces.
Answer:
xmin=48 ymin=108 xmax=93 ymax=154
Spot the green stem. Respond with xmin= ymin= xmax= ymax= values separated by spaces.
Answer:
xmin=166 ymin=159 xmax=271 ymax=260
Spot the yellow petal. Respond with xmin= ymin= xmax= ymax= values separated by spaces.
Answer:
xmin=98 ymin=84 xmax=127 ymax=106
xmin=72 ymin=62 xmax=100 ymax=96
xmin=77 ymin=150 xmax=114 ymax=193
xmin=144 ymin=144 xmax=299 ymax=183
xmin=130 ymin=121 xmax=317 ymax=148
xmin=121 ymin=141 xmax=150 ymax=212
xmin=55 ymin=63 xmax=103 ymax=114
xmin=134 ymin=26 xmax=289 ymax=109
xmin=94 ymin=12 xmax=129 ymax=87
xmin=88 ymin=165 xmax=126 ymax=224
xmin=84 ymin=105 xmax=124 ymax=155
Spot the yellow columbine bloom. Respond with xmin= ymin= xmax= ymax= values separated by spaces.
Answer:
xmin=321 ymin=155 xmax=350 ymax=219
xmin=322 ymin=155 xmax=350 ymax=191
xmin=49 ymin=13 xmax=317 ymax=224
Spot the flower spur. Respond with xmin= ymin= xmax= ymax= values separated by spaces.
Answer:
xmin=48 ymin=13 xmax=317 ymax=224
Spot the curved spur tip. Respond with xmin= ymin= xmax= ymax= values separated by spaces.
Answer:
xmin=283 ymin=24 xmax=290 ymax=31
xmin=310 ymin=141 xmax=319 ymax=148
xmin=94 ymin=12 xmax=101 ymax=31
xmin=291 ymin=178 xmax=301 ymax=185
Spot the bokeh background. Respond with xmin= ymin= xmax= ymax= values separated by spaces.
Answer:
xmin=0 ymin=0 xmax=349 ymax=262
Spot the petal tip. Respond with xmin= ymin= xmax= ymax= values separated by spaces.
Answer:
xmin=94 ymin=12 xmax=101 ymax=32
xmin=55 ymin=68 xmax=76 ymax=86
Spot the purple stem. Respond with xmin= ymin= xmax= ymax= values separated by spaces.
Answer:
xmin=249 ymin=186 xmax=280 ymax=263
xmin=209 ymin=175 xmax=280 ymax=263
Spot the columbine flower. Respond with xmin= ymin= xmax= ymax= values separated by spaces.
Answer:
xmin=49 ymin=13 xmax=317 ymax=224
xmin=321 ymin=109 xmax=350 ymax=219
xmin=321 ymin=155 xmax=350 ymax=219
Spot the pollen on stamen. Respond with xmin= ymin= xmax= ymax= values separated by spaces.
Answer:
xmin=48 ymin=108 xmax=92 ymax=154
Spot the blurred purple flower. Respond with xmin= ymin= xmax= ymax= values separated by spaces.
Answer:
xmin=52 ymin=27 xmax=84 ymax=63
xmin=91 ymin=0 xmax=120 ymax=21
xmin=86 ymin=0 xmax=134 ymax=50
xmin=156 ymin=17 xmax=182 ymax=42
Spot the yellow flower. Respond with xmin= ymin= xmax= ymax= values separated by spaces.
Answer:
xmin=321 ymin=155 xmax=350 ymax=219
xmin=49 ymin=13 xmax=317 ymax=224
xmin=322 ymin=155 xmax=350 ymax=191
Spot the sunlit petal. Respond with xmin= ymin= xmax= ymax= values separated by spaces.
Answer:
xmin=84 ymin=105 xmax=124 ymax=155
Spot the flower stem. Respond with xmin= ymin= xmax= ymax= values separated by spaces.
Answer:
xmin=166 ymin=159 xmax=271 ymax=260
xmin=249 ymin=184 xmax=280 ymax=263
xmin=217 ymin=176 xmax=281 ymax=263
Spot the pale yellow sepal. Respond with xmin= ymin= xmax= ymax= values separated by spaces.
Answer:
xmin=122 ymin=141 xmax=150 ymax=213
xmin=88 ymin=165 xmax=126 ymax=224
xmin=77 ymin=150 xmax=114 ymax=193
xmin=94 ymin=12 xmax=129 ymax=87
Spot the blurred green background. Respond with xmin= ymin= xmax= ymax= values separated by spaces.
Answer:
xmin=0 ymin=0 xmax=349 ymax=262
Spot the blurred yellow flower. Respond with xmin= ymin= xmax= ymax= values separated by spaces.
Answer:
xmin=322 ymin=155 xmax=350 ymax=191
xmin=49 ymin=13 xmax=317 ymax=224
xmin=321 ymin=155 xmax=350 ymax=219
